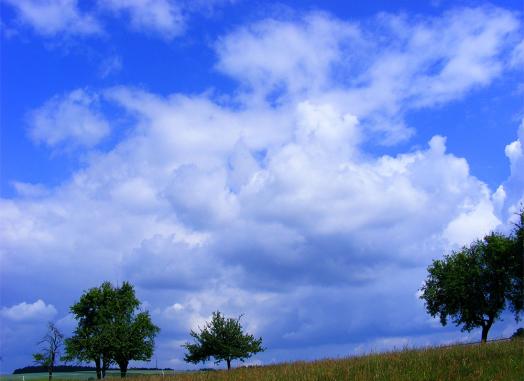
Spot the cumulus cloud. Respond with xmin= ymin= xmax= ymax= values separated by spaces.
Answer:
xmin=0 ymin=300 xmax=57 ymax=322
xmin=28 ymin=89 xmax=110 ymax=148
xmin=502 ymin=119 xmax=524 ymax=219
xmin=3 ymin=0 xmax=101 ymax=36
xmin=1 ymin=4 xmax=522 ymax=371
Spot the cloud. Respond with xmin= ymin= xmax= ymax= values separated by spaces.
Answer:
xmin=502 ymin=119 xmax=524 ymax=219
xmin=1 ymin=4 xmax=522 ymax=371
xmin=99 ymin=0 xmax=185 ymax=39
xmin=216 ymin=6 xmax=519 ymax=143
xmin=98 ymin=0 xmax=237 ymax=39
xmin=3 ymin=0 xmax=236 ymax=40
xmin=0 ymin=300 xmax=57 ymax=322
xmin=28 ymin=89 xmax=110 ymax=148
xmin=11 ymin=182 xmax=50 ymax=198
xmin=3 ymin=0 xmax=102 ymax=36
xmin=215 ymin=13 xmax=360 ymax=97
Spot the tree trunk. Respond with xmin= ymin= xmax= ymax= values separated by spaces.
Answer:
xmin=226 ymin=359 xmax=231 ymax=370
xmin=102 ymin=355 xmax=109 ymax=379
xmin=481 ymin=320 xmax=493 ymax=343
xmin=118 ymin=360 xmax=129 ymax=378
xmin=49 ymin=356 xmax=54 ymax=381
xmin=95 ymin=357 xmax=102 ymax=380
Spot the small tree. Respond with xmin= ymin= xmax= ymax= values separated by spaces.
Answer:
xmin=183 ymin=311 xmax=264 ymax=370
xmin=420 ymin=230 xmax=523 ymax=342
xmin=33 ymin=322 xmax=64 ymax=381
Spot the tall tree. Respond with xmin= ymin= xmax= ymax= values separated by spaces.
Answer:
xmin=33 ymin=322 xmax=64 ymax=381
xmin=507 ymin=209 xmax=524 ymax=317
xmin=106 ymin=282 xmax=159 ymax=378
xmin=64 ymin=282 xmax=114 ymax=379
xmin=183 ymin=311 xmax=264 ymax=370
xmin=65 ymin=281 xmax=159 ymax=378
xmin=420 ymin=228 xmax=523 ymax=342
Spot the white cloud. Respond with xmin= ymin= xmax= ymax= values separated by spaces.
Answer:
xmin=1 ymin=4 xmax=522 ymax=370
xmin=11 ymin=182 xmax=50 ymax=198
xmin=216 ymin=13 xmax=360 ymax=96
xmin=28 ymin=89 xmax=110 ymax=148
xmin=216 ymin=7 xmax=519 ymax=143
xmin=3 ymin=0 xmax=236 ymax=40
xmin=502 ymin=119 xmax=524 ymax=218
xmin=99 ymin=0 xmax=185 ymax=38
xmin=443 ymin=199 xmax=500 ymax=247
xmin=3 ymin=0 xmax=101 ymax=36
xmin=505 ymin=139 xmax=522 ymax=164
xmin=0 ymin=300 xmax=57 ymax=322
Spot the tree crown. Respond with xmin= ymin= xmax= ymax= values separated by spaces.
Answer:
xmin=65 ymin=281 xmax=159 ymax=374
xmin=183 ymin=311 xmax=264 ymax=368
xmin=420 ymin=216 xmax=523 ymax=342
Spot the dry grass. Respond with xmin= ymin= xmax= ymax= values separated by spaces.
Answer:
xmin=142 ymin=339 xmax=523 ymax=381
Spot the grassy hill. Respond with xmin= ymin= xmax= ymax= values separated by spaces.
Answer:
xmin=3 ymin=339 xmax=522 ymax=381
xmin=160 ymin=338 xmax=523 ymax=381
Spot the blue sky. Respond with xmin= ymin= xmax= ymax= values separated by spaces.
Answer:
xmin=1 ymin=0 xmax=523 ymax=373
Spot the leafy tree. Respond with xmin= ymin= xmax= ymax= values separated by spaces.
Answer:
xmin=183 ymin=311 xmax=264 ymax=370
xmin=33 ymin=322 xmax=64 ymax=381
xmin=507 ymin=209 xmax=524 ymax=316
xmin=108 ymin=283 xmax=159 ymax=378
xmin=64 ymin=282 xmax=114 ymax=379
xmin=65 ymin=281 xmax=159 ymax=378
xmin=420 ymin=227 xmax=523 ymax=342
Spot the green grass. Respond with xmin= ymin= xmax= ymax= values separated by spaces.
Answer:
xmin=4 ymin=339 xmax=523 ymax=381
xmin=142 ymin=339 xmax=523 ymax=381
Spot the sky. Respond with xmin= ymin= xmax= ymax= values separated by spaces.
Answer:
xmin=1 ymin=0 xmax=523 ymax=373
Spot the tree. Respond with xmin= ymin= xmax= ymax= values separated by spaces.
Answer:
xmin=107 ymin=283 xmax=159 ymax=378
xmin=420 ymin=227 xmax=523 ymax=342
xmin=64 ymin=282 xmax=115 ymax=379
xmin=183 ymin=311 xmax=264 ymax=370
xmin=33 ymin=322 xmax=64 ymax=381
xmin=507 ymin=209 xmax=524 ymax=317
xmin=65 ymin=281 xmax=160 ymax=378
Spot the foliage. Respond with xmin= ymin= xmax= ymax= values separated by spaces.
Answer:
xmin=420 ymin=210 xmax=524 ymax=342
xmin=64 ymin=281 xmax=159 ymax=378
xmin=32 ymin=323 xmax=64 ymax=381
xmin=507 ymin=209 xmax=524 ymax=317
xmin=63 ymin=282 xmax=114 ymax=379
xmin=183 ymin=311 xmax=264 ymax=370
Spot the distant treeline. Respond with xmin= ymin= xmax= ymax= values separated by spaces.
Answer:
xmin=13 ymin=366 xmax=173 ymax=374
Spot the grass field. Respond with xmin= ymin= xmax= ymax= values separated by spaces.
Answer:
xmin=164 ymin=339 xmax=523 ymax=381
xmin=3 ymin=339 xmax=523 ymax=381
